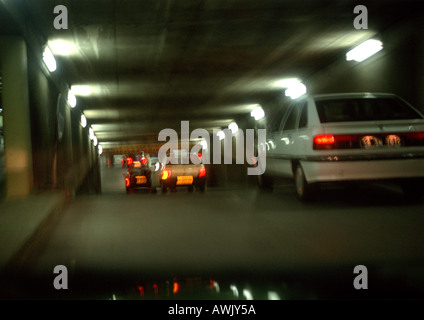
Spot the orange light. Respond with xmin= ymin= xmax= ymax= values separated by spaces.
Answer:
xmin=198 ymin=167 xmax=206 ymax=178
xmin=314 ymin=134 xmax=335 ymax=145
xmin=141 ymin=156 xmax=148 ymax=165
xmin=125 ymin=177 xmax=130 ymax=187
xmin=162 ymin=169 xmax=171 ymax=180
xmin=173 ymin=282 xmax=179 ymax=294
xmin=126 ymin=157 xmax=133 ymax=165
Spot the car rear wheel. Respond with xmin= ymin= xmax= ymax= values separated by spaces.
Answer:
xmin=294 ymin=164 xmax=316 ymax=201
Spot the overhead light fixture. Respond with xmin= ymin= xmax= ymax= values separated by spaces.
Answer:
xmin=200 ymin=140 xmax=208 ymax=150
xmin=346 ymin=39 xmax=383 ymax=62
xmin=285 ymin=82 xmax=307 ymax=100
xmin=48 ymin=39 xmax=78 ymax=56
xmin=250 ymin=105 xmax=265 ymax=121
xmin=217 ymin=130 xmax=225 ymax=141
xmin=70 ymin=84 xmax=110 ymax=97
xmin=98 ymin=145 xmax=103 ymax=155
xmin=67 ymin=90 xmax=77 ymax=108
xmin=274 ymin=78 xmax=302 ymax=88
xmin=89 ymin=127 xmax=95 ymax=140
xmin=228 ymin=122 xmax=239 ymax=134
xmin=80 ymin=114 xmax=87 ymax=128
xmin=42 ymin=46 xmax=57 ymax=72
xmin=93 ymin=136 xmax=98 ymax=147
xmin=71 ymin=85 xmax=92 ymax=96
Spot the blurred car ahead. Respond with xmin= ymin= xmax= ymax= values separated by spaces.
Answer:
xmin=160 ymin=149 xmax=207 ymax=193
xmin=124 ymin=154 xmax=159 ymax=193
xmin=261 ymin=93 xmax=424 ymax=201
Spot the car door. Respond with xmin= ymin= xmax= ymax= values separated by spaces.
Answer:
xmin=273 ymin=102 xmax=305 ymax=177
xmin=287 ymin=100 xmax=309 ymax=159
xmin=265 ymin=106 xmax=288 ymax=175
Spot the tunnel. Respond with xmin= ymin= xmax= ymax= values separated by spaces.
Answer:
xmin=0 ymin=0 xmax=424 ymax=302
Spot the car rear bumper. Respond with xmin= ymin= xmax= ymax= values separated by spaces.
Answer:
xmin=161 ymin=176 xmax=206 ymax=188
xmin=301 ymin=158 xmax=424 ymax=183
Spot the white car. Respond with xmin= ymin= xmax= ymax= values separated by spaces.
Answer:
xmin=261 ymin=93 xmax=424 ymax=201
xmin=160 ymin=149 xmax=207 ymax=193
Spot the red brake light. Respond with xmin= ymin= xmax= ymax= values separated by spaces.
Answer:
xmin=314 ymin=134 xmax=335 ymax=145
xmin=140 ymin=156 xmax=148 ymax=165
xmin=405 ymin=132 xmax=424 ymax=146
xmin=125 ymin=177 xmax=130 ymax=187
xmin=126 ymin=157 xmax=133 ymax=166
xmin=198 ymin=166 xmax=206 ymax=178
xmin=162 ymin=169 xmax=171 ymax=180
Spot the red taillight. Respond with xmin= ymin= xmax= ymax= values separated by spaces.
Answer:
xmin=126 ymin=157 xmax=133 ymax=166
xmin=405 ymin=132 xmax=424 ymax=146
xmin=162 ymin=169 xmax=171 ymax=180
xmin=125 ymin=177 xmax=130 ymax=187
xmin=140 ymin=156 xmax=148 ymax=165
xmin=198 ymin=166 xmax=206 ymax=178
xmin=314 ymin=134 xmax=335 ymax=145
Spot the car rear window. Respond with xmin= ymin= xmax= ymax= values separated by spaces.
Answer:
xmin=167 ymin=150 xmax=202 ymax=165
xmin=315 ymin=98 xmax=423 ymax=123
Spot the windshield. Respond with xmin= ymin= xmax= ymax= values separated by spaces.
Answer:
xmin=1 ymin=0 xmax=424 ymax=305
xmin=315 ymin=98 xmax=423 ymax=123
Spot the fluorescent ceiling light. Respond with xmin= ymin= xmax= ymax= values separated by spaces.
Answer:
xmin=93 ymin=136 xmax=98 ymax=147
xmin=80 ymin=114 xmax=87 ymax=128
xmin=217 ymin=130 xmax=225 ymax=141
xmin=71 ymin=85 xmax=93 ymax=96
xmin=42 ymin=47 xmax=56 ymax=72
xmin=98 ymin=145 xmax=103 ymax=155
xmin=48 ymin=39 xmax=78 ymax=56
xmin=274 ymin=78 xmax=302 ymax=88
xmin=228 ymin=122 xmax=239 ymax=134
xmin=71 ymin=84 xmax=110 ymax=97
xmin=346 ymin=39 xmax=383 ymax=62
xmin=285 ymin=82 xmax=307 ymax=100
xmin=200 ymin=140 xmax=208 ymax=150
xmin=250 ymin=105 xmax=265 ymax=120
xmin=89 ymin=127 xmax=95 ymax=140
xmin=67 ymin=91 xmax=77 ymax=108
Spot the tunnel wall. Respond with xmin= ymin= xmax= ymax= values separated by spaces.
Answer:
xmin=22 ymin=27 xmax=101 ymax=196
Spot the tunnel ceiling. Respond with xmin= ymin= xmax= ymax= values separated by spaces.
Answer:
xmin=14 ymin=0 xmax=422 ymax=151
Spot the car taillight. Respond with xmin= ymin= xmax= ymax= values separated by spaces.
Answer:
xmin=140 ymin=156 xmax=148 ymax=165
xmin=313 ymin=131 xmax=424 ymax=150
xmin=198 ymin=167 xmax=206 ymax=178
xmin=314 ymin=134 xmax=335 ymax=145
xmin=404 ymin=132 xmax=424 ymax=146
xmin=126 ymin=157 xmax=133 ymax=165
xmin=162 ymin=169 xmax=171 ymax=180
xmin=125 ymin=177 xmax=130 ymax=187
